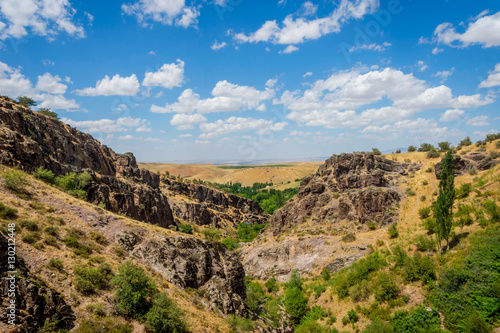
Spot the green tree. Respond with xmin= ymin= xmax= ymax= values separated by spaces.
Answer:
xmin=438 ymin=141 xmax=451 ymax=152
xmin=458 ymin=136 xmax=472 ymax=147
xmin=434 ymin=150 xmax=455 ymax=252
xmin=372 ymin=148 xmax=382 ymax=155
xmin=284 ymin=270 xmax=308 ymax=325
xmin=407 ymin=145 xmax=417 ymax=152
xmin=418 ymin=143 xmax=435 ymax=152
xmin=38 ymin=108 xmax=59 ymax=120
xmin=17 ymin=95 xmax=37 ymax=107
xmin=111 ymin=261 xmax=157 ymax=319
xmin=145 ymin=293 xmax=189 ymax=333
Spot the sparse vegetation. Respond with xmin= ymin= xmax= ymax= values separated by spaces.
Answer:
xmin=2 ymin=169 xmax=29 ymax=193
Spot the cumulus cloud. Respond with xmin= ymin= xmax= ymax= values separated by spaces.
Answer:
xmin=199 ymin=116 xmax=286 ymax=138
xmin=479 ymin=63 xmax=500 ymax=88
xmin=417 ymin=60 xmax=427 ymax=71
xmin=466 ymin=115 xmax=489 ymax=127
xmin=142 ymin=59 xmax=184 ymax=89
xmin=36 ymin=73 xmax=67 ymax=94
xmin=211 ymin=40 xmax=227 ymax=50
xmin=61 ymin=116 xmax=150 ymax=133
xmin=170 ymin=113 xmax=207 ymax=130
xmin=233 ymin=0 xmax=379 ymax=45
xmin=439 ymin=109 xmax=465 ymax=122
xmin=151 ymin=80 xmax=275 ymax=114
xmin=277 ymin=66 xmax=493 ymax=129
xmin=37 ymin=93 xmax=79 ymax=110
xmin=349 ymin=42 xmax=391 ymax=53
xmin=0 ymin=0 xmax=85 ymax=40
xmin=122 ymin=0 xmax=200 ymax=28
xmin=432 ymin=11 xmax=500 ymax=48
xmin=75 ymin=74 xmax=140 ymax=96
xmin=280 ymin=45 xmax=299 ymax=53
xmin=433 ymin=68 xmax=455 ymax=83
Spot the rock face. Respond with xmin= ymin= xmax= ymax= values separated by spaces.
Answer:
xmin=162 ymin=178 xmax=268 ymax=228
xmin=271 ymin=153 xmax=404 ymax=234
xmin=132 ymin=236 xmax=247 ymax=316
xmin=0 ymin=234 xmax=75 ymax=332
xmin=435 ymin=153 xmax=499 ymax=179
xmin=0 ymin=96 xmax=174 ymax=227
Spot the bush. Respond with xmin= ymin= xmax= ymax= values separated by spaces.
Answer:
xmin=438 ymin=142 xmax=451 ymax=152
xmin=226 ymin=315 xmax=254 ymax=332
xmin=200 ymin=228 xmax=221 ymax=243
xmin=424 ymin=217 xmax=436 ymax=234
xmin=48 ymin=258 xmax=64 ymax=271
xmin=295 ymin=320 xmax=328 ymax=333
xmin=111 ymin=261 xmax=157 ymax=319
xmin=414 ymin=235 xmax=435 ymax=252
xmin=2 ymin=169 xmax=28 ymax=193
xmin=44 ymin=225 xmax=58 ymax=236
xmin=374 ymin=273 xmax=400 ymax=302
xmin=425 ymin=167 xmax=433 ymax=173
xmin=349 ymin=279 xmax=370 ymax=302
xmin=372 ymin=148 xmax=382 ymax=155
xmin=320 ymin=267 xmax=330 ymax=281
xmin=466 ymin=312 xmax=490 ymax=333
xmin=481 ymin=200 xmax=500 ymax=222
xmin=34 ymin=167 xmax=56 ymax=184
xmin=418 ymin=207 xmax=432 ymax=219
xmin=363 ymin=319 xmax=394 ymax=333
xmin=418 ymin=143 xmax=435 ymax=152
xmin=177 ymin=223 xmax=193 ymax=234
xmin=17 ymin=96 xmax=37 ymax=107
xmin=388 ymin=223 xmax=399 ymax=238
xmin=64 ymin=237 xmax=92 ymax=257
xmin=0 ymin=203 xmax=17 ymax=219
xmin=265 ymin=277 xmax=279 ymax=293
xmin=145 ymin=293 xmax=189 ymax=333
xmin=392 ymin=306 xmax=441 ymax=333
xmin=342 ymin=233 xmax=356 ymax=242
xmin=74 ymin=316 xmax=133 ymax=333
xmin=43 ymin=236 xmax=59 ymax=247
xmin=367 ymin=222 xmax=377 ymax=230
xmin=459 ymin=136 xmax=472 ymax=147
xmin=222 ymin=237 xmax=239 ymax=251
xmin=426 ymin=148 xmax=441 ymax=159
xmin=408 ymin=146 xmax=417 ymax=152
xmin=284 ymin=271 xmax=308 ymax=325
xmin=336 ymin=252 xmax=386 ymax=298
xmin=401 ymin=252 xmax=436 ymax=284
xmin=237 ymin=222 xmax=266 ymax=242
xmin=90 ymin=231 xmax=108 ymax=245
xmin=37 ymin=108 xmax=59 ymax=120
xmin=406 ymin=189 xmax=416 ymax=196
xmin=456 ymin=183 xmax=472 ymax=199
xmin=55 ymin=172 xmax=92 ymax=199
xmin=74 ymin=263 xmax=114 ymax=294
xmin=246 ymin=280 xmax=266 ymax=313
xmin=20 ymin=220 xmax=38 ymax=231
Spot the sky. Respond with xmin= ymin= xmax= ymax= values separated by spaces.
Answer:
xmin=0 ymin=0 xmax=499 ymax=163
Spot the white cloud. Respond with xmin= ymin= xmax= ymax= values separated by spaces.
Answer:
xmin=36 ymin=73 xmax=67 ymax=94
xmin=299 ymin=1 xmax=318 ymax=17
xmin=303 ymin=72 xmax=313 ymax=78
xmin=136 ymin=124 xmax=152 ymax=132
xmin=148 ymin=50 xmax=156 ymax=55
xmin=0 ymin=61 xmax=35 ymax=96
xmin=417 ymin=60 xmax=427 ymax=71
xmin=439 ymin=109 xmax=465 ymax=122
xmin=433 ymin=11 xmax=500 ymax=48
xmin=349 ymin=42 xmax=391 ymax=53
xmin=142 ymin=59 xmax=184 ymax=89
xmin=0 ymin=0 xmax=85 ymax=40
xmin=433 ymin=68 xmax=455 ymax=83
xmin=151 ymin=80 xmax=275 ymax=114
xmin=479 ymin=63 xmax=500 ymax=88
xmin=277 ymin=66 xmax=493 ymax=129
xmin=122 ymin=0 xmax=200 ymax=28
xmin=178 ymin=133 xmax=192 ymax=138
xmin=61 ymin=116 xmax=150 ymax=133
xmin=466 ymin=116 xmax=489 ymax=127
xmin=280 ymin=45 xmax=299 ymax=54
xmin=211 ymin=40 xmax=227 ymax=50
xmin=37 ymin=93 xmax=79 ymax=110
xmin=118 ymin=135 xmax=134 ymax=141
xmin=234 ymin=0 xmax=379 ymax=45
xmin=289 ymin=130 xmax=312 ymax=136
xmin=170 ymin=113 xmax=207 ymax=130
xmin=199 ymin=116 xmax=286 ymax=138
xmin=75 ymin=74 xmax=140 ymax=96
xmin=432 ymin=47 xmax=443 ymax=55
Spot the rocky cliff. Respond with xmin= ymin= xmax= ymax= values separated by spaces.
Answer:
xmin=271 ymin=153 xmax=404 ymax=234
xmin=435 ymin=152 xmax=499 ymax=179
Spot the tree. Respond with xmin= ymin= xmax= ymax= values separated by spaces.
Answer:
xmin=17 ymin=96 xmax=37 ymax=107
xmin=407 ymin=145 xmax=417 ymax=152
xmin=434 ymin=150 xmax=455 ymax=252
xmin=418 ymin=143 xmax=435 ymax=152
xmin=458 ymin=136 xmax=472 ymax=147
xmin=438 ymin=141 xmax=451 ymax=152
xmin=145 ymin=293 xmax=189 ymax=333
xmin=284 ymin=270 xmax=308 ymax=325
xmin=38 ymin=108 xmax=59 ymax=120
xmin=372 ymin=148 xmax=382 ymax=155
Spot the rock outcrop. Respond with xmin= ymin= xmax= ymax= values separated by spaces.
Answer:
xmin=0 ymin=96 xmax=174 ymax=227
xmin=435 ymin=153 xmax=499 ymax=179
xmin=0 ymin=234 xmax=75 ymax=332
xmin=132 ymin=236 xmax=247 ymax=316
xmin=271 ymin=153 xmax=404 ymax=234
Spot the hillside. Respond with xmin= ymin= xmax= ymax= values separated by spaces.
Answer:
xmin=1 ymin=96 xmax=500 ymax=333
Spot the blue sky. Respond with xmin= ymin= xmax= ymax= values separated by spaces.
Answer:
xmin=0 ymin=0 xmax=499 ymax=163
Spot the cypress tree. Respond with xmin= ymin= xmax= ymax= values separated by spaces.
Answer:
xmin=435 ymin=150 xmax=455 ymax=252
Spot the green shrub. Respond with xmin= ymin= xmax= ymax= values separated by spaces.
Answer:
xmin=342 ymin=233 xmax=356 ymax=242
xmin=414 ymin=235 xmax=435 ymax=252
xmin=55 ymin=172 xmax=92 ymax=199
xmin=222 ymin=237 xmax=239 ymax=251
xmin=349 ymin=279 xmax=370 ymax=302
xmin=177 ymin=223 xmax=193 ymax=234
xmin=388 ymin=223 xmax=399 ymax=238
xmin=481 ymin=200 xmax=500 ymax=222
xmin=465 ymin=312 xmax=490 ymax=333
xmin=408 ymin=146 xmax=417 ymax=152
xmin=74 ymin=263 xmax=114 ymax=294
xmin=111 ymin=261 xmax=157 ymax=319
xmin=265 ymin=277 xmax=279 ymax=293
xmin=456 ymin=183 xmax=472 ymax=199
xmin=320 ymin=267 xmax=330 ymax=281
xmin=2 ymin=169 xmax=28 ymax=193
xmin=425 ymin=167 xmax=433 ymax=173
xmin=64 ymin=237 xmax=92 ymax=257
xmin=86 ymin=303 xmax=106 ymax=316
xmin=0 ymin=202 xmax=18 ymax=219
xmin=401 ymin=252 xmax=436 ymax=284
xmin=348 ymin=308 xmax=359 ymax=323
xmin=311 ymin=284 xmax=327 ymax=298
xmin=418 ymin=207 xmax=432 ymax=219
xmin=90 ymin=231 xmax=108 ymax=245
xmin=201 ymin=228 xmax=221 ymax=243
xmin=367 ymin=222 xmax=377 ymax=230
xmin=226 ymin=315 xmax=254 ymax=332
xmin=295 ymin=321 xmax=328 ymax=332
xmin=37 ymin=108 xmax=59 ymax=120
xmin=418 ymin=143 xmax=435 ymax=152
xmin=34 ymin=167 xmax=56 ymax=184
xmin=363 ymin=319 xmax=394 ymax=333
xmin=336 ymin=252 xmax=386 ymax=298
xmin=237 ymin=222 xmax=266 ymax=242
xmin=246 ymin=280 xmax=266 ymax=313
xmin=145 ymin=292 xmax=189 ymax=333
xmin=44 ymin=225 xmax=58 ymax=236
xmin=22 ymin=232 xmax=40 ymax=244
xmin=427 ymin=148 xmax=441 ymax=159
xmin=392 ymin=306 xmax=442 ymax=333
xmin=48 ymin=258 xmax=64 ymax=271
xmin=43 ymin=236 xmax=59 ymax=247
xmin=406 ymin=189 xmax=416 ymax=196
xmin=284 ymin=271 xmax=308 ymax=325
xmin=75 ymin=316 xmax=133 ymax=333
xmin=374 ymin=273 xmax=400 ymax=302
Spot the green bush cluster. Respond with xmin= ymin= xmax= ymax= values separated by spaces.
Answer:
xmin=237 ymin=222 xmax=267 ymax=242
xmin=2 ymin=169 xmax=29 ymax=193
xmin=0 ymin=202 xmax=18 ymax=219
xmin=64 ymin=237 xmax=93 ymax=257
xmin=177 ymin=223 xmax=193 ymax=234
xmin=74 ymin=263 xmax=114 ymax=294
